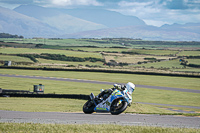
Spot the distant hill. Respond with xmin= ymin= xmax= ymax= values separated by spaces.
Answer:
xmin=160 ymin=23 xmax=200 ymax=34
xmin=14 ymin=5 xmax=107 ymax=33
xmin=14 ymin=5 xmax=146 ymax=29
xmin=64 ymin=24 xmax=200 ymax=41
xmin=0 ymin=5 xmax=199 ymax=41
xmin=0 ymin=6 xmax=60 ymax=38
xmin=62 ymin=8 xmax=146 ymax=28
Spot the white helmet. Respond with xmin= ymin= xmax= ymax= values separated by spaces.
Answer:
xmin=126 ymin=82 xmax=135 ymax=94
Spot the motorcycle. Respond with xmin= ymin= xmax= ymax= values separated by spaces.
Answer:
xmin=83 ymin=82 xmax=135 ymax=115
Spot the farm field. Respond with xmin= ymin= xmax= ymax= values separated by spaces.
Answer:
xmin=0 ymin=38 xmax=200 ymax=75
xmin=0 ymin=55 xmax=33 ymax=63
xmin=36 ymin=58 xmax=104 ymax=67
xmin=0 ymin=47 xmax=103 ymax=58
xmin=1 ymin=38 xmax=200 ymax=48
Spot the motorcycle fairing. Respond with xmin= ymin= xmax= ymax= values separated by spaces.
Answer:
xmin=94 ymin=89 xmax=129 ymax=112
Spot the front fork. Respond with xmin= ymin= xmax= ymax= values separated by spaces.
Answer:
xmin=90 ymin=93 xmax=97 ymax=106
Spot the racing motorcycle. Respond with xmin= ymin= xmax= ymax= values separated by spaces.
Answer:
xmin=83 ymin=82 xmax=135 ymax=115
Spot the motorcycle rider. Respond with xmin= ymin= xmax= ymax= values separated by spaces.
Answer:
xmin=97 ymin=84 xmax=125 ymax=100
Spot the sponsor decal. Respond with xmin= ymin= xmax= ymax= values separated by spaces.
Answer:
xmin=96 ymin=107 xmax=107 ymax=111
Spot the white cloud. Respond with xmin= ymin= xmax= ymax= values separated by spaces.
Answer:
xmin=118 ymin=1 xmax=153 ymax=7
xmin=0 ymin=0 xmax=199 ymax=26
xmin=110 ymin=0 xmax=200 ymax=26
xmin=0 ymin=2 xmax=19 ymax=9
xmin=48 ymin=0 xmax=102 ymax=7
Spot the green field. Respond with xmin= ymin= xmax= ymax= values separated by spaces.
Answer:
xmin=178 ymin=51 xmax=200 ymax=56
xmin=187 ymin=59 xmax=200 ymax=65
xmin=37 ymin=58 xmax=104 ymax=67
xmin=0 ymin=69 xmax=199 ymax=89
xmin=127 ymin=49 xmax=179 ymax=55
xmin=135 ymin=59 xmax=182 ymax=69
xmin=0 ymin=47 xmax=103 ymax=58
xmin=0 ymin=69 xmax=199 ymax=115
xmin=0 ymin=38 xmax=121 ymax=47
xmin=0 ymin=38 xmax=200 ymax=74
xmin=0 ymin=55 xmax=33 ymax=62
xmin=1 ymin=123 xmax=199 ymax=133
xmin=1 ymin=38 xmax=200 ymax=48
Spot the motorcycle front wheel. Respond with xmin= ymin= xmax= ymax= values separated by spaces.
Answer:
xmin=83 ymin=100 xmax=95 ymax=114
xmin=110 ymin=98 xmax=128 ymax=115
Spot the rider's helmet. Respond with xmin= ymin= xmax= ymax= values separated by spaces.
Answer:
xmin=126 ymin=82 xmax=135 ymax=94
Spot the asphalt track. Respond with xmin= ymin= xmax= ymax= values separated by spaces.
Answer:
xmin=0 ymin=110 xmax=200 ymax=128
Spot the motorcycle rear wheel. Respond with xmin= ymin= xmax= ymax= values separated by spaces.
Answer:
xmin=83 ymin=100 xmax=95 ymax=114
xmin=110 ymin=98 xmax=128 ymax=115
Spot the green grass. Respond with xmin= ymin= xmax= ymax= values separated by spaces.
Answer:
xmin=174 ymin=67 xmax=200 ymax=72
xmin=135 ymin=59 xmax=183 ymax=69
xmin=66 ymin=47 xmax=128 ymax=52
xmin=133 ymin=88 xmax=200 ymax=107
xmin=0 ymin=55 xmax=33 ymax=62
xmin=187 ymin=59 xmax=200 ymax=65
xmin=128 ymin=49 xmax=179 ymax=56
xmin=37 ymin=58 xmax=104 ymax=67
xmin=1 ymin=123 xmax=199 ymax=133
xmin=0 ymin=48 xmax=103 ymax=58
xmin=0 ymin=97 xmax=85 ymax=112
xmin=0 ymin=97 xmax=176 ymax=114
xmin=0 ymin=74 xmax=199 ymax=113
xmin=178 ymin=50 xmax=200 ymax=56
xmin=0 ymin=69 xmax=199 ymax=90
xmin=0 ymin=76 xmax=108 ymax=94
xmin=0 ymin=41 xmax=199 ymax=74
xmin=0 ymin=38 xmax=120 ymax=47
xmin=0 ymin=69 xmax=199 ymax=114
xmin=1 ymin=38 xmax=200 ymax=49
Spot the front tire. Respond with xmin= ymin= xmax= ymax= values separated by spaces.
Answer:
xmin=83 ymin=100 xmax=95 ymax=114
xmin=110 ymin=98 xmax=128 ymax=115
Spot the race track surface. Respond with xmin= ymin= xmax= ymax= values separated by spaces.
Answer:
xmin=0 ymin=110 xmax=199 ymax=128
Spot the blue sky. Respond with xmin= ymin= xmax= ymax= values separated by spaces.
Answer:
xmin=0 ymin=0 xmax=200 ymax=26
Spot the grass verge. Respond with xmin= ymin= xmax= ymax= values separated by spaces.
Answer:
xmin=0 ymin=97 xmax=199 ymax=116
xmin=0 ymin=69 xmax=199 ymax=90
xmin=0 ymin=123 xmax=199 ymax=133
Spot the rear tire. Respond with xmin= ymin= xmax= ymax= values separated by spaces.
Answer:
xmin=83 ymin=100 xmax=95 ymax=114
xmin=110 ymin=98 xmax=128 ymax=115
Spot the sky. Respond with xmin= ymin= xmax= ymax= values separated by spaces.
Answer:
xmin=0 ymin=0 xmax=200 ymax=27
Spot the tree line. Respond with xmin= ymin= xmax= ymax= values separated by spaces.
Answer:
xmin=16 ymin=53 xmax=105 ymax=63
xmin=0 ymin=33 xmax=24 ymax=38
